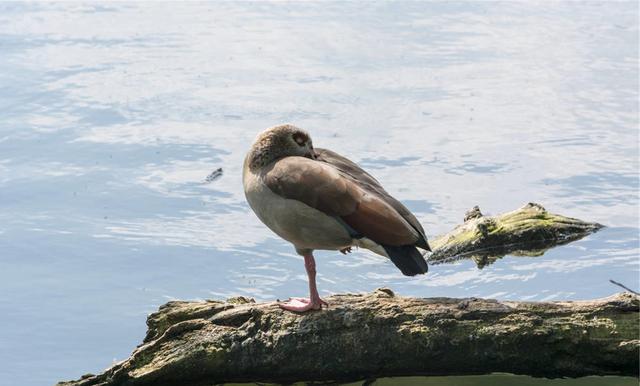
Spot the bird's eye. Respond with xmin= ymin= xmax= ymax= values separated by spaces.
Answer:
xmin=292 ymin=132 xmax=307 ymax=147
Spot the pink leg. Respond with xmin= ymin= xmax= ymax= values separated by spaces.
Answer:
xmin=279 ymin=252 xmax=328 ymax=312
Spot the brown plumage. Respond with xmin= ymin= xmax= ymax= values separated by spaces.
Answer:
xmin=264 ymin=155 xmax=426 ymax=247
xmin=315 ymin=148 xmax=430 ymax=250
xmin=243 ymin=124 xmax=430 ymax=312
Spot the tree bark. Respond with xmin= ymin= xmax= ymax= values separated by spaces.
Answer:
xmin=57 ymin=203 xmax=628 ymax=386
xmin=58 ymin=290 xmax=639 ymax=386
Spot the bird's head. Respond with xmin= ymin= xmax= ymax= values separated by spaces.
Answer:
xmin=247 ymin=124 xmax=317 ymax=170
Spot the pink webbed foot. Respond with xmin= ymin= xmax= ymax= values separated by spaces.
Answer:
xmin=280 ymin=251 xmax=329 ymax=313
xmin=279 ymin=297 xmax=329 ymax=312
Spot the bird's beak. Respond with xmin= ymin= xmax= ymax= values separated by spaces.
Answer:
xmin=306 ymin=148 xmax=317 ymax=160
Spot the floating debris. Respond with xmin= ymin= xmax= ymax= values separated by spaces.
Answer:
xmin=204 ymin=167 xmax=223 ymax=183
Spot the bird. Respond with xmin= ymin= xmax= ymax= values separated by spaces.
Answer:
xmin=242 ymin=124 xmax=430 ymax=312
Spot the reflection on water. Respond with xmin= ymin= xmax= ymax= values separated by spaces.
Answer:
xmin=0 ymin=2 xmax=637 ymax=386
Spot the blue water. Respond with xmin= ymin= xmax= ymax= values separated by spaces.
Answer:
xmin=0 ymin=3 xmax=638 ymax=385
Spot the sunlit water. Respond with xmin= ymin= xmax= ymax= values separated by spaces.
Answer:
xmin=0 ymin=3 xmax=638 ymax=386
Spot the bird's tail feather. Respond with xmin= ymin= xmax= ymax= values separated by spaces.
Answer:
xmin=382 ymin=245 xmax=429 ymax=276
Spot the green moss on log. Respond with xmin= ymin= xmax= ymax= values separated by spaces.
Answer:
xmin=57 ymin=290 xmax=639 ymax=385
xmin=56 ymin=203 xmax=619 ymax=386
xmin=429 ymin=202 xmax=603 ymax=267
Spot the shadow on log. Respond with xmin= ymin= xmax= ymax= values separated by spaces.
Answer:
xmin=58 ymin=290 xmax=639 ymax=385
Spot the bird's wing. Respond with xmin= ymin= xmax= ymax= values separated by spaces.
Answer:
xmin=262 ymin=156 xmax=420 ymax=246
xmin=315 ymin=148 xmax=430 ymax=251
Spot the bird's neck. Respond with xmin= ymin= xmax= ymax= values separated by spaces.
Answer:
xmin=247 ymin=133 xmax=293 ymax=172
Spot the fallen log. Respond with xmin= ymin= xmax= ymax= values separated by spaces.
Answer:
xmin=428 ymin=202 xmax=603 ymax=268
xmin=58 ymin=290 xmax=639 ymax=385
xmin=57 ymin=203 xmax=618 ymax=385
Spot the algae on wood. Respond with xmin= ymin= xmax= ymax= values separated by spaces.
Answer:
xmin=428 ymin=202 xmax=603 ymax=268
xmin=56 ymin=203 xmax=616 ymax=385
xmin=57 ymin=290 xmax=639 ymax=386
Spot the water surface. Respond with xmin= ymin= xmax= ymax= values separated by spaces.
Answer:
xmin=0 ymin=2 xmax=638 ymax=385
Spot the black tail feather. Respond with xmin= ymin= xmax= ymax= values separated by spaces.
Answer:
xmin=382 ymin=245 xmax=429 ymax=276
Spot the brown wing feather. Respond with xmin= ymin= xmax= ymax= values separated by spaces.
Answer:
xmin=315 ymin=148 xmax=430 ymax=250
xmin=262 ymin=157 xmax=359 ymax=215
xmin=262 ymin=156 xmax=419 ymax=246
xmin=342 ymin=194 xmax=420 ymax=245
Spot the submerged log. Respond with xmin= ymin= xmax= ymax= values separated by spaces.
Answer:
xmin=428 ymin=202 xmax=603 ymax=268
xmin=57 ymin=203 xmax=616 ymax=385
xmin=58 ymin=290 xmax=639 ymax=385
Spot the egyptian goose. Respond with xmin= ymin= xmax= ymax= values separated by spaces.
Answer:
xmin=242 ymin=124 xmax=430 ymax=312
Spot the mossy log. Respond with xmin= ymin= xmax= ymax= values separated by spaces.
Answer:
xmin=57 ymin=203 xmax=620 ymax=385
xmin=58 ymin=290 xmax=638 ymax=386
xmin=428 ymin=202 xmax=603 ymax=268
